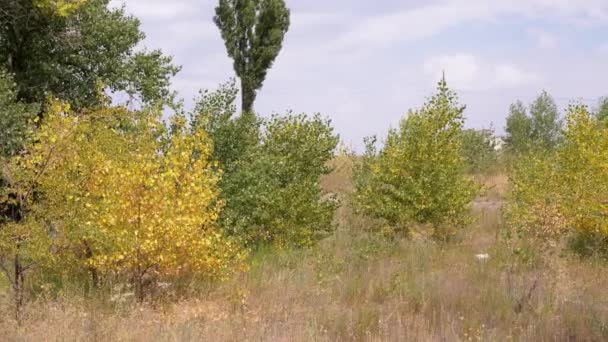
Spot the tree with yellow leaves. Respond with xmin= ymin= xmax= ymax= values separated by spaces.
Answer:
xmin=506 ymin=104 xmax=608 ymax=259
xmin=2 ymin=101 xmax=244 ymax=302
xmin=34 ymin=0 xmax=87 ymax=16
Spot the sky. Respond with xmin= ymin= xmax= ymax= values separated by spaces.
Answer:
xmin=109 ymin=0 xmax=608 ymax=150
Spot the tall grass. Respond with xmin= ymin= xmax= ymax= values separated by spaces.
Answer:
xmin=1 ymin=157 xmax=608 ymax=341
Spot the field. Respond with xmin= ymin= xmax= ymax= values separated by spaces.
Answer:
xmin=2 ymin=157 xmax=608 ymax=341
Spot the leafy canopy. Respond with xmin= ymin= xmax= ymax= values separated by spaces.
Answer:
xmin=505 ymin=100 xmax=533 ymax=154
xmin=190 ymin=82 xmax=339 ymax=247
xmin=506 ymin=104 xmax=608 ymax=258
xmin=504 ymin=91 xmax=561 ymax=154
xmin=0 ymin=0 xmax=180 ymax=108
xmin=0 ymin=69 xmax=37 ymax=158
xmin=2 ymin=102 xmax=245 ymax=300
xmin=355 ymin=78 xmax=479 ymax=241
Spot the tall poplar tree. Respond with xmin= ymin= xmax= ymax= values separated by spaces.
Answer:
xmin=214 ymin=0 xmax=290 ymax=113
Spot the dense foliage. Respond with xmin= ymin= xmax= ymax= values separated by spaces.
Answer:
xmin=191 ymin=82 xmax=339 ymax=247
xmin=597 ymin=97 xmax=608 ymax=123
xmin=506 ymin=104 xmax=608 ymax=258
xmin=461 ymin=128 xmax=498 ymax=173
xmin=0 ymin=0 xmax=179 ymax=108
xmin=354 ymin=78 xmax=479 ymax=241
xmin=0 ymin=70 xmax=37 ymax=158
xmin=504 ymin=91 xmax=561 ymax=154
xmin=1 ymin=102 xmax=245 ymax=304
xmin=222 ymin=113 xmax=339 ymax=247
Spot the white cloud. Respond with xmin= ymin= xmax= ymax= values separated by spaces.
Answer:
xmin=105 ymin=0 xmax=607 ymax=151
xmin=423 ymin=54 xmax=539 ymax=90
xmin=493 ymin=64 xmax=539 ymax=87
xmin=424 ymin=54 xmax=481 ymax=90
xmin=529 ymin=29 xmax=558 ymax=49
xmin=333 ymin=2 xmax=494 ymax=51
xmin=330 ymin=0 xmax=607 ymax=53
xmin=109 ymin=0 xmax=197 ymax=20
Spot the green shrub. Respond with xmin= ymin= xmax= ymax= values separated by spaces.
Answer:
xmin=190 ymin=82 xmax=339 ymax=247
xmin=221 ymin=113 xmax=339 ymax=247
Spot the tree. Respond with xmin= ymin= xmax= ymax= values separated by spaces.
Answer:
xmin=190 ymin=83 xmax=339 ymax=247
xmin=506 ymin=104 xmax=608 ymax=259
xmin=0 ymin=69 xmax=36 ymax=158
xmin=214 ymin=0 xmax=290 ymax=113
xmin=505 ymin=100 xmax=532 ymax=154
xmin=354 ymin=78 xmax=479 ymax=241
xmin=461 ymin=128 xmax=498 ymax=173
xmin=529 ymin=91 xmax=561 ymax=150
xmin=221 ymin=113 xmax=339 ymax=246
xmin=191 ymin=79 xmax=261 ymax=174
xmin=34 ymin=0 xmax=87 ymax=16
xmin=556 ymin=105 xmax=608 ymax=256
xmin=596 ymin=97 xmax=608 ymax=123
xmin=0 ymin=71 xmax=39 ymax=319
xmin=0 ymin=0 xmax=179 ymax=109
xmin=504 ymin=92 xmax=561 ymax=154
xmin=1 ymin=101 xmax=245 ymax=303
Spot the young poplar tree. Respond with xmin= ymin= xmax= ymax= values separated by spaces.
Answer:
xmin=355 ymin=77 xmax=479 ymax=241
xmin=505 ymin=100 xmax=533 ymax=154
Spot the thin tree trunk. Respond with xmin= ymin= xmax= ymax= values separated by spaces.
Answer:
xmin=241 ymin=79 xmax=255 ymax=114
xmin=13 ymin=252 xmax=24 ymax=324
xmin=135 ymin=272 xmax=145 ymax=303
xmin=83 ymin=241 xmax=99 ymax=295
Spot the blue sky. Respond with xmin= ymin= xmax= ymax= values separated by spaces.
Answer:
xmin=110 ymin=0 xmax=608 ymax=149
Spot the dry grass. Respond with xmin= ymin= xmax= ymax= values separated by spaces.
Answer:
xmin=2 ymin=159 xmax=608 ymax=341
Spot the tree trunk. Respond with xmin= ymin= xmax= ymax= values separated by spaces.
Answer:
xmin=83 ymin=241 xmax=99 ymax=295
xmin=135 ymin=272 xmax=144 ymax=303
xmin=241 ymin=79 xmax=256 ymax=114
xmin=13 ymin=252 xmax=24 ymax=324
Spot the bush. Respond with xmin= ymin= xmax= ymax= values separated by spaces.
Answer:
xmin=354 ymin=78 xmax=479 ymax=241
xmin=505 ymin=104 xmax=608 ymax=259
xmin=1 ymin=101 xmax=245 ymax=303
xmin=190 ymin=82 xmax=339 ymax=247
xmin=223 ymin=113 xmax=339 ymax=247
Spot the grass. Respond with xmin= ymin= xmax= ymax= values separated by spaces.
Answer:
xmin=2 ymin=158 xmax=608 ymax=341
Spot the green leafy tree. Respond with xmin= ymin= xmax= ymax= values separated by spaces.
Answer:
xmin=529 ymin=91 xmax=561 ymax=150
xmin=505 ymin=100 xmax=532 ymax=154
xmin=191 ymin=79 xmax=261 ymax=174
xmin=0 ymin=70 xmax=36 ymax=158
xmin=596 ymin=97 xmax=608 ymax=123
xmin=222 ymin=113 xmax=339 ymax=246
xmin=461 ymin=128 xmax=498 ymax=173
xmin=214 ymin=0 xmax=290 ymax=113
xmin=0 ymin=71 xmax=39 ymax=311
xmin=190 ymin=83 xmax=338 ymax=247
xmin=355 ymin=78 xmax=479 ymax=241
xmin=0 ymin=0 xmax=179 ymax=108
